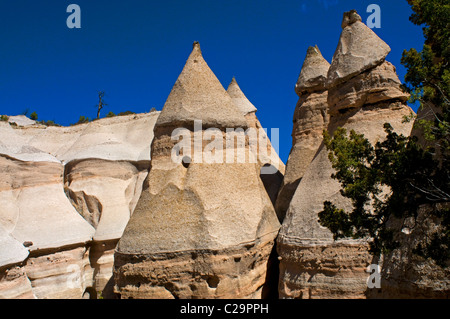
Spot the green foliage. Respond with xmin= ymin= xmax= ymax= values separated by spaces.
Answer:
xmin=320 ymin=125 xmax=449 ymax=262
xmin=38 ymin=120 xmax=60 ymax=127
xmin=402 ymin=0 xmax=449 ymax=153
xmin=30 ymin=112 xmax=38 ymax=121
xmin=117 ymin=111 xmax=135 ymax=116
xmin=72 ymin=116 xmax=91 ymax=125
xmin=106 ymin=111 xmax=116 ymax=118
xmin=0 ymin=115 xmax=8 ymax=122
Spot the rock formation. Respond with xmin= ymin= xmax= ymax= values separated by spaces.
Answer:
xmin=227 ymin=77 xmax=285 ymax=206
xmin=275 ymin=45 xmax=330 ymax=221
xmin=114 ymin=42 xmax=281 ymax=299
xmin=277 ymin=11 xmax=414 ymax=299
xmin=1 ymin=8 xmax=446 ymax=300
xmin=370 ymin=97 xmax=450 ymax=298
xmin=0 ymin=112 xmax=159 ymax=299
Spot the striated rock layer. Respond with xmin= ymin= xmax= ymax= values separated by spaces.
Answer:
xmin=277 ymin=11 xmax=414 ymax=299
xmin=275 ymin=46 xmax=330 ymax=221
xmin=114 ymin=42 xmax=281 ymax=299
xmin=0 ymin=112 xmax=159 ymax=299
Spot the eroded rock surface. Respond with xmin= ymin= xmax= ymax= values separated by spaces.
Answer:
xmin=114 ymin=43 xmax=281 ymax=299
xmin=277 ymin=11 xmax=414 ymax=299
xmin=275 ymin=46 xmax=330 ymax=221
xmin=0 ymin=112 xmax=159 ymax=299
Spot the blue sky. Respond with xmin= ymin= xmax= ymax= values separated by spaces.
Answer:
xmin=0 ymin=0 xmax=424 ymax=162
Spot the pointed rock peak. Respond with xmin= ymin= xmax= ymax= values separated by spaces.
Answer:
xmin=295 ymin=45 xmax=330 ymax=95
xmin=227 ymin=77 xmax=257 ymax=115
xmin=327 ymin=10 xmax=391 ymax=88
xmin=192 ymin=41 xmax=202 ymax=54
xmin=156 ymin=43 xmax=248 ymax=129
xmin=341 ymin=9 xmax=362 ymax=29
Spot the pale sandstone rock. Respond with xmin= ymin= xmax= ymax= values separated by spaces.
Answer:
xmin=0 ymin=149 xmax=95 ymax=299
xmin=7 ymin=115 xmax=36 ymax=127
xmin=64 ymin=159 xmax=149 ymax=242
xmin=0 ymin=154 xmax=95 ymax=252
xmin=328 ymin=61 xmax=409 ymax=115
xmin=277 ymin=13 xmax=414 ymax=299
xmin=0 ymin=265 xmax=35 ymax=299
xmin=156 ymin=42 xmax=247 ymax=129
xmin=0 ymin=225 xmax=29 ymax=269
xmin=0 ymin=112 xmax=159 ymax=299
xmin=295 ymin=45 xmax=330 ymax=95
xmin=276 ymin=46 xmax=330 ymax=221
xmin=114 ymin=43 xmax=281 ymax=299
xmin=23 ymin=246 xmax=92 ymax=299
xmin=227 ymin=78 xmax=285 ymax=205
xmin=227 ymin=77 xmax=257 ymax=115
xmin=327 ymin=11 xmax=391 ymax=88
xmin=278 ymin=103 xmax=414 ymax=299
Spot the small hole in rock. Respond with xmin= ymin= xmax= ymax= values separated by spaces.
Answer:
xmin=206 ymin=275 xmax=220 ymax=289
xmin=182 ymin=156 xmax=191 ymax=168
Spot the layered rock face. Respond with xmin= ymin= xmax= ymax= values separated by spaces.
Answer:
xmin=0 ymin=112 xmax=159 ymax=298
xmin=275 ymin=46 xmax=330 ymax=221
xmin=277 ymin=11 xmax=414 ymax=299
xmin=0 ymin=146 xmax=95 ymax=299
xmin=114 ymin=43 xmax=281 ymax=299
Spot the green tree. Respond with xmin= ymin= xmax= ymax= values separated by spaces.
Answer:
xmin=318 ymin=0 xmax=449 ymax=267
xmin=30 ymin=112 xmax=38 ymax=121
xmin=75 ymin=115 xmax=90 ymax=125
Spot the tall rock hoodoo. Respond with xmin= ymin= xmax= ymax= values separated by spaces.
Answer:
xmin=277 ymin=10 xmax=413 ymax=299
xmin=114 ymin=42 xmax=281 ymax=299
xmin=227 ymin=77 xmax=285 ymax=206
xmin=275 ymin=45 xmax=330 ymax=222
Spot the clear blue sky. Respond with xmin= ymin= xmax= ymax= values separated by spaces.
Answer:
xmin=0 ymin=0 xmax=424 ymax=162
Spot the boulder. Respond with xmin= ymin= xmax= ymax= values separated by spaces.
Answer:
xmin=327 ymin=10 xmax=391 ymax=88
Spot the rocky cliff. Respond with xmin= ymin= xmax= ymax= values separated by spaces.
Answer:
xmin=0 ymin=112 xmax=159 ymax=299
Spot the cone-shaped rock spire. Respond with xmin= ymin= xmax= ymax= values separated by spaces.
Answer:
xmin=156 ymin=42 xmax=247 ymax=129
xmin=277 ymin=11 xmax=414 ymax=299
xmin=275 ymin=45 xmax=330 ymax=221
xmin=114 ymin=43 xmax=280 ymax=299
xmin=327 ymin=10 xmax=391 ymax=88
xmin=295 ymin=45 xmax=331 ymax=95
xmin=227 ymin=77 xmax=285 ymax=206
xmin=227 ymin=77 xmax=257 ymax=115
